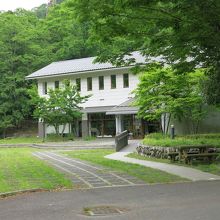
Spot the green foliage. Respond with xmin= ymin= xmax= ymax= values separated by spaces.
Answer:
xmin=143 ymin=133 xmax=220 ymax=148
xmin=46 ymin=133 xmax=75 ymax=142
xmin=0 ymin=3 xmax=98 ymax=136
xmin=42 ymin=1 xmax=97 ymax=61
xmin=72 ymin=0 xmax=220 ymax=104
xmin=83 ymin=136 xmax=96 ymax=141
xmin=134 ymin=66 xmax=207 ymax=133
xmin=32 ymin=4 xmax=48 ymax=18
xmin=0 ymin=10 xmax=47 ymax=137
xmin=31 ymin=82 xmax=90 ymax=135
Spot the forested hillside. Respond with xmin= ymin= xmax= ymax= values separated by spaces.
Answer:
xmin=0 ymin=0 xmax=97 ymax=137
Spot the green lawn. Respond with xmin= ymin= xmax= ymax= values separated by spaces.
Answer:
xmin=0 ymin=136 xmax=43 ymax=144
xmin=143 ymin=133 xmax=220 ymax=148
xmin=0 ymin=148 xmax=72 ymax=194
xmin=62 ymin=149 xmax=187 ymax=184
xmin=128 ymin=153 xmax=220 ymax=176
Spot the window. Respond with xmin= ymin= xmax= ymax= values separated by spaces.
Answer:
xmin=55 ymin=81 xmax=59 ymax=89
xmin=99 ymin=76 xmax=104 ymax=90
xmin=111 ymin=75 xmax=116 ymax=89
xmin=87 ymin=77 xmax=92 ymax=91
xmin=43 ymin=82 xmax=47 ymax=94
xmin=76 ymin=78 xmax=81 ymax=91
xmin=123 ymin=73 xmax=129 ymax=88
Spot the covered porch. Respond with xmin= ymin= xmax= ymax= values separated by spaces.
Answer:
xmin=81 ymin=99 xmax=160 ymax=139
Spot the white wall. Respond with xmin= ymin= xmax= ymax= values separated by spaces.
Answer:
xmin=38 ymin=68 xmax=139 ymax=108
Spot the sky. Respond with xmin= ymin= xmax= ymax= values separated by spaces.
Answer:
xmin=0 ymin=0 xmax=48 ymax=11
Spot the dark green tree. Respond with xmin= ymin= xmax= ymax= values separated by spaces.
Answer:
xmin=71 ymin=0 xmax=220 ymax=105
xmin=134 ymin=66 xmax=207 ymax=134
xmin=31 ymin=81 xmax=90 ymax=136
xmin=0 ymin=10 xmax=50 ymax=137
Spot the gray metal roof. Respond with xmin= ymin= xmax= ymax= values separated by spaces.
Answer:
xmin=26 ymin=52 xmax=148 ymax=79
xmin=106 ymin=98 xmax=138 ymax=115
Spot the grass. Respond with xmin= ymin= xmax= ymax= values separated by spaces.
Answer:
xmin=0 ymin=148 xmax=73 ymax=193
xmin=128 ymin=153 xmax=220 ymax=176
xmin=143 ymin=133 xmax=220 ymax=148
xmin=0 ymin=135 xmax=74 ymax=144
xmin=62 ymin=149 xmax=187 ymax=184
xmin=0 ymin=136 xmax=43 ymax=144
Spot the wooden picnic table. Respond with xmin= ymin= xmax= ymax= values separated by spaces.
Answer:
xmin=178 ymin=145 xmax=219 ymax=164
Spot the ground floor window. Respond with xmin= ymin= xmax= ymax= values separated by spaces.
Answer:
xmin=89 ymin=113 xmax=115 ymax=136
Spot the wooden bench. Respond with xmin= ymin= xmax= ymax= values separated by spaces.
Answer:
xmin=184 ymin=153 xmax=219 ymax=164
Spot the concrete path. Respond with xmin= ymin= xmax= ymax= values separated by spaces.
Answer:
xmin=105 ymin=144 xmax=220 ymax=181
xmin=32 ymin=138 xmax=115 ymax=149
xmin=33 ymin=151 xmax=146 ymax=189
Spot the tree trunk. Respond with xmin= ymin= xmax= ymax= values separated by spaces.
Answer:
xmin=2 ymin=128 xmax=6 ymax=139
xmin=164 ymin=113 xmax=171 ymax=135
xmin=54 ymin=124 xmax=59 ymax=135
xmin=61 ymin=124 xmax=66 ymax=137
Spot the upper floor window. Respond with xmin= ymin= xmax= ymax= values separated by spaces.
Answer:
xmin=87 ymin=77 xmax=92 ymax=91
xmin=111 ymin=75 xmax=116 ymax=89
xmin=76 ymin=78 xmax=81 ymax=91
xmin=123 ymin=73 xmax=129 ymax=88
xmin=43 ymin=82 xmax=47 ymax=95
xmin=55 ymin=81 xmax=59 ymax=89
xmin=99 ymin=76 xmax=104 ymax=90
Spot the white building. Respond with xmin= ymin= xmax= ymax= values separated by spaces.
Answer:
xmin=26 ymin=52 xmax=160 ymax=138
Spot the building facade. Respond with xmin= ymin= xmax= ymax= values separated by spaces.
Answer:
xmin=27 ymin=53 xmax=160 ymax=138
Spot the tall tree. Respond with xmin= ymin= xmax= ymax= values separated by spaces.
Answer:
xmin=31 ymin=81 xmax=90 ymax=136
xmin=43 ymin=2 xmax=97 ymax=61
xmin=0 ymin=10 xmax=50 ymax=137
xmin=134 ymin=66 xmax=207 ymax=134
xmin=71 ymin=0 xmax=220 ymax=105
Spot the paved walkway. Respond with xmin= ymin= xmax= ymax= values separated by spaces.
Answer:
xmin=33 ymin=151 xmax=146 ymax=189
xmin=105 ymin=144 xmax=220 ymax=181
xmin=32 ymin=138 xmax=115 ymax=149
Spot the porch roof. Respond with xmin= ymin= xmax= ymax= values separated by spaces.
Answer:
xmin=82 ymin=106 xmax=115 ymax=113
xmin=106 ymin=98 xmax=139 ymax=115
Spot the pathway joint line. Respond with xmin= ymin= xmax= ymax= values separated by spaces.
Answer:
xmin=49 ymin=152 xmax=136 ymax=185
xmin=36 ymin=152 xmax=112 ymax=186
xmin=46 ymin=161 xmax=92 ymax=188
xmin=108 ymin=172 xmax=135 ymax=185
xmin=48 ymin=152 xmax=102 ymax=171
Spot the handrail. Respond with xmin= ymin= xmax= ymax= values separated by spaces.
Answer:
xmin=115 ymin=130 xmax=129 ymax=152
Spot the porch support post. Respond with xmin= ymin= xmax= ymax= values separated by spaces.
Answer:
xmin=116 ymin=115 xmax=122 ymax=134
xmin=82 ymin=113 xmax=89 ymax=137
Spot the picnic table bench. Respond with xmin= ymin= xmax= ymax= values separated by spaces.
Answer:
xmin=179 ymin=145 xmax=219 ymax=164
xmin=183 ymin=152 xmax=219 ymax=164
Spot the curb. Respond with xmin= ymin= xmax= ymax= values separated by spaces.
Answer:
xmin=0 ymin=188 xmax=46 ymax=198
xmin=0 ymin=144 xmax=31 ymax=148
xmin=31 ymin=144 xmax=114 ymax=150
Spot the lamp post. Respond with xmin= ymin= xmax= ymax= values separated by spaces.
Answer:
xmin=170 ymin=124 xmax=175 ymax=139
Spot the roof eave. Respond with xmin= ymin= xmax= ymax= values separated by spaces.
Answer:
xmin=26 ymin=66 xmax=134 ymax=80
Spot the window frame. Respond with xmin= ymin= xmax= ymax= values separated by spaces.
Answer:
xmin=99 ymin=76 xmax=104 ymax=90
xmin=54 ymin=81 xmax=59 ymax=89
xmin=111 ymin=75 xmax=116 ymax=89
xmin=123 ymin=73 xmax=129 ymax=88
xmin=87 ymin=77 xmax=92 ymax=91
xmin=76 ymin=78 xmax=81 ymax=91
xmin=43 ymin=82 xmax=47 ymax=95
